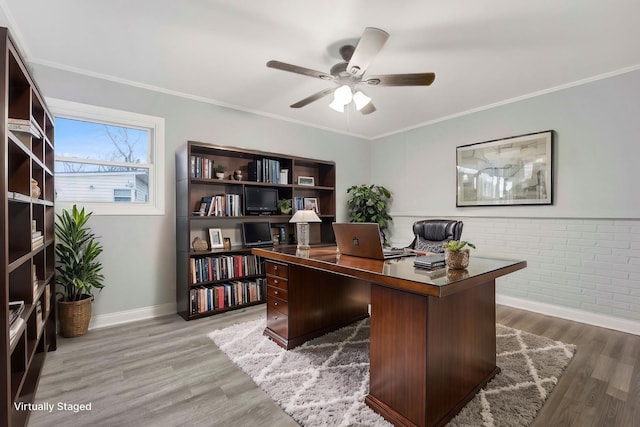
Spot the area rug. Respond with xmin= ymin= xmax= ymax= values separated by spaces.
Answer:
xmin=208 ymin=317 xmax=575 ymax=427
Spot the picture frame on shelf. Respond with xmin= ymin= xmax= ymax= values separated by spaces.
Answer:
xmin=208 ymin=228 xmax=224 ymax=249
xmin=456 ymin=130 xmax=554 ymax=207
xmin=297 ymin=176 xmax=315 ymax=186
xmin=303 ymin=197 xmax=319 ymax=214
xmin=293 ymin=197 xmax=304 ymax=212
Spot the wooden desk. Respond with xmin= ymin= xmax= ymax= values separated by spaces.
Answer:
xmin=252 ymin=246 xmax=526 ymax=427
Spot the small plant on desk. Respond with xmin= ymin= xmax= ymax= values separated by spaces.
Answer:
xmin=443 ymin=240 xmax=476 ymax=270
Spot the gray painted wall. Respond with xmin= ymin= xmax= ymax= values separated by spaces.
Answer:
xmin=33 ymin=64 xmax=370 ymax=322
xmin=371 ymin=69 xmax=640 ymax=329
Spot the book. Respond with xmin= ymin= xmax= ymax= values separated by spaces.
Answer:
xmin=413 ymin=254 xmax=446 ymax=269
xmin=10 ymin=317 xmax=25 ymax=343
xmin=9 ymin=301 xmax=25 ymax=325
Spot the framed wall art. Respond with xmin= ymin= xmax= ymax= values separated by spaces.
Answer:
xmin=456 ymin=130 xmax=553 ymax=206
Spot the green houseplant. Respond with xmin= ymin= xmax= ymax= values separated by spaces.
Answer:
xmin=277 ymin=198 xmax=292 ymax=215
xmin=443 ymin=240 xmax=476 ymax=270
xmin=55 ymin=205 xmax=104 ymax=337
xmin=346 ymin=184 xmax=393 ymax=246
xmin=214 ymin=164 xmax=226 ymax=179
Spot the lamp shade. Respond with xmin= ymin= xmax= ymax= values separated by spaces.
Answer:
xmin=289 ymin=209 xmax=321 ymax=223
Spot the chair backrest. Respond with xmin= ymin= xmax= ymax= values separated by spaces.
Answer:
xmin=408 ymin=219 xmax=463 ymax=252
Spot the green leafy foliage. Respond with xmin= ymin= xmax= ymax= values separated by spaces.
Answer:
xmin=55 ymin=205 xmax=105 ymax=301
xmin=443 ymin=240 xmax=476 ymax=252
xmin=346 ymin=184 xmax=393 ymax=245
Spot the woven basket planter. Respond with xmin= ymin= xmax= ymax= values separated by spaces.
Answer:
xmin=57 ymin=296 xmax=92 ymax=338
xmin=445 ymin=248 xmax=470 ymax=270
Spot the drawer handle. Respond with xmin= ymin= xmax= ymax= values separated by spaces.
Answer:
xmin=274 ymin=302 xmax=278 ymax=306
xmin=274 ymin=316 xmax=278 ymax=320
xmin=274 ymin=266 xmax=278 ymax=271
xmin=274 ymin=290 xmax=278 ymax=295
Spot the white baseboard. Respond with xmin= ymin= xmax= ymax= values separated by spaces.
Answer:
xmin=497 ymin=294 xmax=640 ymax=336
xmin=88 ymin=302 xmax=177 ymax=330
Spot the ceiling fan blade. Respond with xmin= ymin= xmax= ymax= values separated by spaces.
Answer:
xmin=364 ymin=73 xmax=436 ymax=86
xmin=347 ymin=27 xmax=389 ymax=78
xmin=290 ymin=88 xmax=335 ymax=108
xmin=360 ymin=102 xmax=376 ymax=115
xmin=267 ymin=60 xmax=334 ymax=80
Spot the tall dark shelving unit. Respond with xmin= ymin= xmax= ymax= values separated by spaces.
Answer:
xmin=175 ymin=141 xmax=336 ymax=320
xmin=1 ymin=27 xmax=57 ymax=427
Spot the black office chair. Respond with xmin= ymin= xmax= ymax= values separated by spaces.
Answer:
xmin=406 ymin=219 xmax=463 ymax=253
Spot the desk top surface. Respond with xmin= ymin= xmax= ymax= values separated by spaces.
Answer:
xmin=253 ymin=245 xmax=526 ymax=297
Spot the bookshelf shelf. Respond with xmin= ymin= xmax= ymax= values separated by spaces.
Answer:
xmin=175 ymin=141 xmax=336 ymax=320
xmin=1 ymin=27 xmax=56 ymax=427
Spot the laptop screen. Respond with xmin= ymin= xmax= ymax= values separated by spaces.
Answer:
xmin=332 ymin=223 xmax=408 ymax=260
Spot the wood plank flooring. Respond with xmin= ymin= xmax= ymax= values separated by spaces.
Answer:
xmin=28 ymin=304 xmax=639 ymax=426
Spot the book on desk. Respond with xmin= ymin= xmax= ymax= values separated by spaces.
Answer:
xmin=413 ymin=253 xmax=446 ymax=269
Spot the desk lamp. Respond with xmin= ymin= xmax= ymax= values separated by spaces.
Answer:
xmin=289 ymin=209 xmax=321 ymax=250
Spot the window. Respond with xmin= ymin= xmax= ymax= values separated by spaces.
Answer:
xmin=48 ymin=98 xmax=165 ymax=215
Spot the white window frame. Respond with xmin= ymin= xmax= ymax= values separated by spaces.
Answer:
xmin=48 ymin=98 xmax=165 ymax=215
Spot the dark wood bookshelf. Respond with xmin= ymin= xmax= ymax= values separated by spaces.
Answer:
xmin=1 ymin=27 xmax=56 ymax=427
xmin=175 ymin=141 xmax=336 ymax=320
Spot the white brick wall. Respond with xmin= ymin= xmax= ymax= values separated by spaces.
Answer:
xmin=389 ymin=215 xmax=640 ymax=333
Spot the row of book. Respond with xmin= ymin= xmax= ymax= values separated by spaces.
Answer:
xmin=190 ymin=278 xmax=266 ymax=314
xmin=248 ymin=158 xmax=287 ymax=184
xmin=190 ymin=155 xmax=215 ymax=179
xmin=190 ymin=254 xmax=263 ymax=284
xmin=199 ymin=194 xmax=241 ymax=216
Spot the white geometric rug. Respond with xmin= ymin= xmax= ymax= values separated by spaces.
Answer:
xmin=208 ymin=317 xmax=575 ymax=427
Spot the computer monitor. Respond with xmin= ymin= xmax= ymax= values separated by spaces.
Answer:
xmin=241 ymin=221 xmax=273 ymax=247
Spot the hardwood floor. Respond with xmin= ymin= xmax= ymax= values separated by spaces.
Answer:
xmin=29 ymin=304 xmax=639 ymax=426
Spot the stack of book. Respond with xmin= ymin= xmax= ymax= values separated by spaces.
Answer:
xmin=413 ymin=254 xmax=446 ymax=270
xmin=9 ymin=301 xmax=25 ymax=344
xmin=32 ymin=220 xmax=44 ymax=250
xmin=8 ymin=118 xmax=42 ymax=138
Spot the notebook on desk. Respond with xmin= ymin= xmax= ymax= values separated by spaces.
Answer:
xmin=332 ymin=222 xmax=413 ymax=260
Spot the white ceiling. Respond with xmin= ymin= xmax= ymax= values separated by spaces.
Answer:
xmin=2 ymin=0 xmax=640 ymax=139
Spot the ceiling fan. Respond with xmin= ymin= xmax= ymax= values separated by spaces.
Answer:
xmin=266 ymin=27 xmax=435 ymax=114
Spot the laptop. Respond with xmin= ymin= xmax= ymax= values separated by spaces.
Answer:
xmin=332 ymin=223 xmax=412 ymax=260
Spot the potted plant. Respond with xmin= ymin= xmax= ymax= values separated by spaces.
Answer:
xmin=277 ymin=198 xmax=292 ymax=215
xmin=55 ymin=205 xmax=104 ymax=337
xmin=214 ymin=164 xmax=226 ymax=179
xmin=346 ymin=184 xmax=393 ymax=246
xmin=443 ymin=240 xmax=476 ymax=270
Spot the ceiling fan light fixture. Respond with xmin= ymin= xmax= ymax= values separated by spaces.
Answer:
xmin=353 ymin=91 xmax=371 ymax=111
xmin=328 ymin=98 xmax=345 ymax=112
xmin=333 ymin=84 xmax=353 ymax=105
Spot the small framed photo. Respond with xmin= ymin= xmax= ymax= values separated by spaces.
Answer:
xmin=297 ymin=176 xmax=315 ymax=186
xmin=208 ymin=228 xmax=224 ymax=249
xmin=303 ymin=197 xmax=319 ymax=214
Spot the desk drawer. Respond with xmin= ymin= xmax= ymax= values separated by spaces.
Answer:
xmin=266 ymin=261 xmax=288 ymax=279
xmin=267 ymin=285 xmax=288 ymax=301
xmin=267 ymin=306 xmax=288 ymax=338
xmin=267 ymin=276 xmax=288 ymax=291
xmin=267 ymin=296 xmax=288 ymax=316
